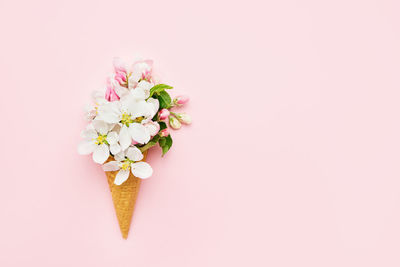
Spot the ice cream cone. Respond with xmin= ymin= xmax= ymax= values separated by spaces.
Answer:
xmin=105 ymin=152 xmax=147 ymax=239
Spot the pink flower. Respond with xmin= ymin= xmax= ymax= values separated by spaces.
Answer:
xmin=158 ymin=109 xmax=170 ymax=121
xmin=114 ymin=71 xmax=127 ymax=84
xmin=113 ymin=57 xmax=127 ymax=74
xmin=105 ymin=77 xmax=120 ymax=102
xmin=159 ymin=128 xmax=170 ymax=137
xmin=129 ymin=59 xmax=154 ymax=87
xmin=141 ymin=70 xmax=152 ymax=82
xmin=135 ymin=60 xmax=153 ymax=78
xmin=173 ymin=95 xmax=190 ymax=106
xmin=112 ymin=58 xmax=128 ymax=85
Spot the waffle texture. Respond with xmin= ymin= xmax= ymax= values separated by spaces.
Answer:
xmin=105 ymin=152 xmax=147 ymax=239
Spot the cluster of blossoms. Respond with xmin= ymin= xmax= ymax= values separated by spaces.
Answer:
xmin=78 ymin=58 xmax=191 ymax=185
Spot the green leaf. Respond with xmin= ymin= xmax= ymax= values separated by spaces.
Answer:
xmin=166 ymin=135 xmax=173 ymax=147
xmin=149 ymin=84 xmax=173 ymax=97
xmin=159 ymin=121 xmax=167 ymax=130
xmin=161 ymin=145 xmax=169 ymax=155
xmin=161 ymin=135 xmax=173 ymax=156
xmin=157 ymin=90 xmax=172 ymax=109
xmin=159 ymin=137 xmax=167 ymax=147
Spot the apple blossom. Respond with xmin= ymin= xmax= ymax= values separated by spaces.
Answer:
xmin=79 ymin=57 xmax=191 ymax=183
xmin=96 ymin=94 xmax=159 ymax=147
xmin=102 ymin=146 xmax=153 ymax=185
xmin=128 ymin=60 xmax=153 ymax=88
xmin=78 ymin=120 xmax=121 ymax=164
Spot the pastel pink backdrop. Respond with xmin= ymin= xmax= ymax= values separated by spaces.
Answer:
xmin=1 ymin=0 xmax=400 ymax=266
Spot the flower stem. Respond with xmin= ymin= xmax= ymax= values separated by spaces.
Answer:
xmin=139 ymin=142 xmax=155 ymax=153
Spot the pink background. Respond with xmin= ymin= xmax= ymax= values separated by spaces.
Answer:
xmin=1 ymin=0 xmax=400 ymax=266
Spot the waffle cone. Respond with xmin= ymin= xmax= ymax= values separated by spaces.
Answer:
xmin=105 ymin=152 xmax=147 ymax=239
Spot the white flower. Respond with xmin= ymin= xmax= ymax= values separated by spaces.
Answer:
xmin=78 ymin=120 xmax=121 ymax=164
xmin=134 ymin=80 xmax=153 ymax=97
xmin=96 ymin=93 xmax=159 ymax=148
xmin=113 ymin=80 xmax=153 ymax=100
xmin=128 ymin=61 xmax=152 ymax=89
xmin=84 ymin=91 xmax=107 ymax=121
xmin=102 ymin=146 xmax=153 ymax=185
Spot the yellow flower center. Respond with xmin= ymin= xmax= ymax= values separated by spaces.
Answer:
xmin=121 ymin=113 xmax=134 ymax=126
xmin=95 ymin=134 xmax=107 ymax=145
xmin=133 ymin=116 xmax=145 ymax=123
xmin=121 ymin=113 xmax=145 ymax=126
xmin=121 ymin=161 xmax=131 ymax=170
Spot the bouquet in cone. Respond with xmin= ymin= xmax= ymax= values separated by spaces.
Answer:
xmin=78 ymin=58 xmax=191 ymax=239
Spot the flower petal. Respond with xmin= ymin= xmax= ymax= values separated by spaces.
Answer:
xmin=137 ymin=81 xmax=153 ymax=98
xmin=78 ymin=140 xmax=96 ymax=155
xmin=102 ymin=161 xmax=120 ymax=171
xmin=114 ymin=169 xmax=130 ymax=185
xmin=81 ymin=128 xmax=97 ymax=140
xmin=130 ymin=87 xmax=146 ymax=100
xmin=129 ymin=123 xmax=150 ymax=144
xmin=91 ymin=90 xmax=104 ymax=101
xmin=92 ymin=120 xmax=111 ymax=135
xmin=114 ymin=151 xmax=125 ymax=161
xmin=126 ymin=100 xmax=151 ymax=118
xmin=113 ymin=57 xmax=127 ymax=72
xmin=129 ymin=69 xmax=142 ymax=84
xmin=147 ymin=97 xmax=159 ymax=117
xmin=114 ymin=84 xmax=130 ymax=98
xmin=96 ymin=102 xmax=121 ymax=124
xmin=110 ymin=123 xmax=121 ymax=132
xmin=119 ymin=125 xmax=131 ymax=150
xmin=106 ymin=131 xmax=119 ymax=145
xmin=131 ymin=162 xmax=153 ymax=179
xmin=85 ymin=123 xmax=95 ymax=131
xmin=137 ymin=80 xmax=153 ymax=91
xmin=110 ymin=143 xmax=121 ymax=155
xmin=144 ymin=121 xmax=160 ymax=136
xmin=131 ymin=61 xmax=151 ymax=78
xmin=126 ymin=146 xmax=143 ymax=161
xmin=92 ymin=144 xmax=109 ymax=164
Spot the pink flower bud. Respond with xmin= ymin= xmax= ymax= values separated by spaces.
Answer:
xmin=174 ymin=95 xmax=189 ymax=106
xmin=159 ymin=128 xmax=170 ymax=137
xmin=169 ymin=116 xmax=182 ymax=130
xmin=158 ymin=109 xmax=170 ymax=121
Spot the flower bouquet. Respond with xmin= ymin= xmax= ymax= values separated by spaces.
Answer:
xmin=78 ymin=58 xmax=191 ymax=238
